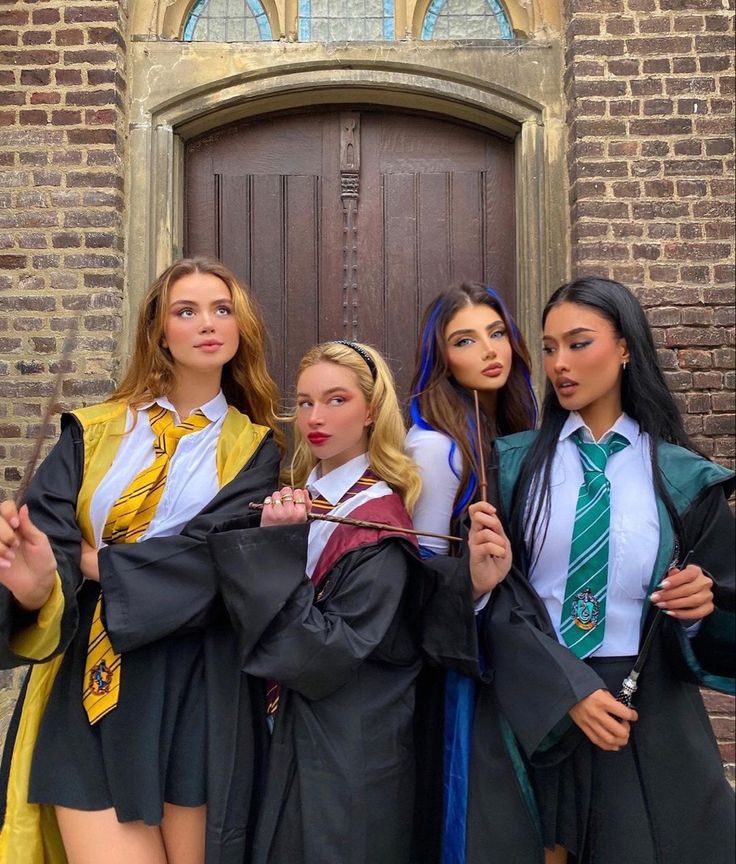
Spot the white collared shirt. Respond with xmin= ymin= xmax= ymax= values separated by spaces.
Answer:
xmin=305 ymin=452 xmax=392 ymax=579
xmin=89 ymin=392 xmax=229 ymax=548
xmin=527 ymin=411 xmax=660 ymax=656
xmin=405 ymin=425 xmax=461 ymax=556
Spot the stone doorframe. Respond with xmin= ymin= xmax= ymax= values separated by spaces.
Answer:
xmin=125 ymin=37 xmax=569 ymax=374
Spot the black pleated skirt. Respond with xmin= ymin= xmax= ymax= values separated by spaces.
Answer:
xmin=28 ymin=582 xmax=207 ymax=825
xmin=532 ymin=656 xmax=656 ymax=864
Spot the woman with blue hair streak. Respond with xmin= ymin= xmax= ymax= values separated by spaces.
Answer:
xmin=406 ymin=282 xmax=537 ymax=863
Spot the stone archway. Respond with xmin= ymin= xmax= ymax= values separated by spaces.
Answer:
xmin=123 ymin=2 xmax=569 ymax=377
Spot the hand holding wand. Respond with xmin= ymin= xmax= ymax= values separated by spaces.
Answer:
xmin=616 ymin=547 xmax=693 ymax=708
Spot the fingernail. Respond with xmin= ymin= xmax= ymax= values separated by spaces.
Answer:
xmin=657 ymin=579 xmax=670 ymax=590
xmin=650 ymin=592 xmax=661 ymax=602
xmin=664 ymin=609 xmax=676 ymax=616
xmin=10 ymin=518 xmax=19 ymax=529
xmin=0 ymin=559 xmax=10 ymax=569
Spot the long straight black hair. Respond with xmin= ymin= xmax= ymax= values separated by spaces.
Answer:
xmin=510 ymin=277 xmax=702 ymax=568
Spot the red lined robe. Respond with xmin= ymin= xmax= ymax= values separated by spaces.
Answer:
xmin=210 ymin=482 xmax=423 ymax=864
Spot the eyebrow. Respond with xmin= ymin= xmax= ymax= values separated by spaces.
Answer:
xmin=296 ymin=386 xmax=351 ymax=398
xmin=543 ymin=326 xmax=597 ymax=340
xmin=446 ymin=319 xmax=504 ymax=341
xmin=170 ymin=298 xmax=233 ymax=307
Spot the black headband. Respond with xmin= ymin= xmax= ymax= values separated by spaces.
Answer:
xmin=332 ymin=340 xmax=378 ymax=382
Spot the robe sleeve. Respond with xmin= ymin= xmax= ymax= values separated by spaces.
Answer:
xmin=480 ymin=570 xmax=606 ymax=760
xmin=418 ymin=544 xmax=487 ymax=680
xmin=674 ymin=482 xmax=735 ymax=685
xmin=0 ymin=417 xmax=84 ymax=666
xmin=210 ymin=523 xmax=414 ymax=701
xmin=100 ymin=435 xmax=280 ymax=653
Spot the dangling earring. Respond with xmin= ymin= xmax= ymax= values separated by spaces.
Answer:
xmin=622 ymin=361 xmax=628 ymax=372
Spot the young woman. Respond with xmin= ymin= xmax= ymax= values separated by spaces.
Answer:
xmin=0 ymin=258 xmax=282 ymax=864
xmin=209 ymin=340 xmax=507 ymax=864
xmin=485 ymin=277 xmax=735 ymax=863
xmin=406 ymin=282 xmax=537 ymax=864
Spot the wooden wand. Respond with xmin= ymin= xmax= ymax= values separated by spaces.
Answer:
xmin=473 ymin=389 xmax=487 ymax=503
xmin=247 ymin=502 xmax=462 ymax=544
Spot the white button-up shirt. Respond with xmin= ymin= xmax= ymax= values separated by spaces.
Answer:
xmin=89 ymin=392 xmax=228 ymax=548
xmin=527 ymin=412 xmax=660 ymax=657
xmin=305 ymin=453 xmax=392 ymax=579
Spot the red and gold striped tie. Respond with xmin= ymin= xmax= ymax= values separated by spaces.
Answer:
xmin=83 ymin=406 xmax=211 ymax=724
xmin=265 ymin=470 xmax=377 ymax=718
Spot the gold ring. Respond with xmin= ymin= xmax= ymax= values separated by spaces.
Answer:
xmin=282 ymin=494 xmax=294 ymax=503
xmin=272 ymin=498 xmax=283 ymax=506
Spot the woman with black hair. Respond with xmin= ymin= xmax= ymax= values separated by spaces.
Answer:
xmin=484 ymin=277 xmax=734 ymax=863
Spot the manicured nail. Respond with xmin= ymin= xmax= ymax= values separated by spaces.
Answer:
xmin=650 ymin=592 xmax=661 ymax=602
xmin=0 ymin=559 xmax=11 ymax=569
xmin=657 ymin=579 xmax=670 ymax=590
xmin=664 ymin=609 xmax=676 ymax=616
xmin=655 ymin=602 xmax=666 ymax=608
xmin=10 ymin=517 xmax=19 ymax=529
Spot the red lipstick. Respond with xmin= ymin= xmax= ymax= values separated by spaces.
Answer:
xmin=307 ymin=432 xmax=331 ymax=445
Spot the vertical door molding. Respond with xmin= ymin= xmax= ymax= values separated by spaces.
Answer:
xmin=339 ymin=112 xmax=361 ymax=338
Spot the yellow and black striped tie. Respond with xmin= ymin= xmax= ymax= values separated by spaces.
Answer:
xmin=83 ymin=406 xmax=211 ymax=724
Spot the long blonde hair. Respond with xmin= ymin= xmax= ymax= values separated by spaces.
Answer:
xmin=112 ymin=257 xmax=285 ymax=453
xmin=287 ymin=342 xmax=421 ymax=512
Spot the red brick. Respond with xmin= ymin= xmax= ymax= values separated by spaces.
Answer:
xmin=56 ymin=70 xmax=83 ymax=86
xmin=674 ymin=139 xmax=702 ymax=155
xmin=32 ymin=9 xmax=61 ymax=25
xmin=663 ymin=159 xmax=724 ymax=175
xmin=625 ymin=36 xmax=693 ymax=54
xmin=0 ymin=10 xmax=28 ymax=26
xmin=0 ymin=50 xmax=59 ymax=66
xmin=55 ymin=29 xmax=85 ymax=47
xmin=22 ymin=31 xmax=52 ymax=47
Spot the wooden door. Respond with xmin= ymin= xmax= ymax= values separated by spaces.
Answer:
xmin=185 ymin=109 xmax=516 ymax=404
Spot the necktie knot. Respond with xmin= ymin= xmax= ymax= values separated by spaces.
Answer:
xmin=150 ymin=407 xmax=210 ymax=457
xmin=574 ymin=431 xmax=629 ymax=477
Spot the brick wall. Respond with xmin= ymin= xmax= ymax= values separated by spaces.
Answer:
xmin=564 ymin=0 xmax=736 ymax=778
xmin=0 ymin=0 xmax=127 ymax=485
xmin=0 ymin=0 xmax=127 ymax=741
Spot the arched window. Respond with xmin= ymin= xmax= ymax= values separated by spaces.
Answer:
xmin=422 ymin=0 xmax=513 ymax=40
xmin=298 ymin=0 xmax=395 ymax=41
xmin=184 ymin=0 xmax=273 ymax=42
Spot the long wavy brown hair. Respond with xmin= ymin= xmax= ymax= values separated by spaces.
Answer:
xmin=111 ymin=257 xmax=285 ymax=453
xmin=285 ymin=342 xmax=421 ymax=513
xmin=409 ymin=282 xmax=536 ymax=518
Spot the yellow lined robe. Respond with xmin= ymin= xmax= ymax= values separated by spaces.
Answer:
xmin=0 ymin=401 xmax=270 ymax=863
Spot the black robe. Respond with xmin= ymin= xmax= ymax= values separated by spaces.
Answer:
xmin=466 ymin=436 xmax=736 ymax=864
xmin=0 ymin=413 xmax=279 ymax=864
xmin=209 ymin=510 xmax=424 ymax=864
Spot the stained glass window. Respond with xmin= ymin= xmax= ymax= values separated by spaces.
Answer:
xmin=184 ymin=0 xmax=273 ymax=42
xmin=298 ymin=0 xmax=395 ymax=41
xmin=421 ymin=0 xmax=513 ymax=40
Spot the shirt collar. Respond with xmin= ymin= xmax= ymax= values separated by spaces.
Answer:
xmin=306 ymin=452 xmax=370 ymax=505
xmin=560 ymin=411 xmax=640 ymax=446
xmin=140 ymin=391 xmax=228 ymax=424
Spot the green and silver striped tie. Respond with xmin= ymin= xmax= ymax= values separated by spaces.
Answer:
xmin=560 ymin=431 xmax=629 ymax=659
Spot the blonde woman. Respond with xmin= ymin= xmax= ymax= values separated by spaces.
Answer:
xmin=210 ymin=341 xmax=425 ymax=864
xmin=0 ymin=258 xmax=282 ymax=864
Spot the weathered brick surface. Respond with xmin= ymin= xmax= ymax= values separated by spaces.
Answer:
xmin=565 ymin=0 xmax=735 ymax=467
xmin=0 ymin=0 xmax=126 ymax=492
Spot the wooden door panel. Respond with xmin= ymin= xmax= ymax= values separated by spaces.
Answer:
xmin=185 ymin=109 xmax=516 ymax=408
